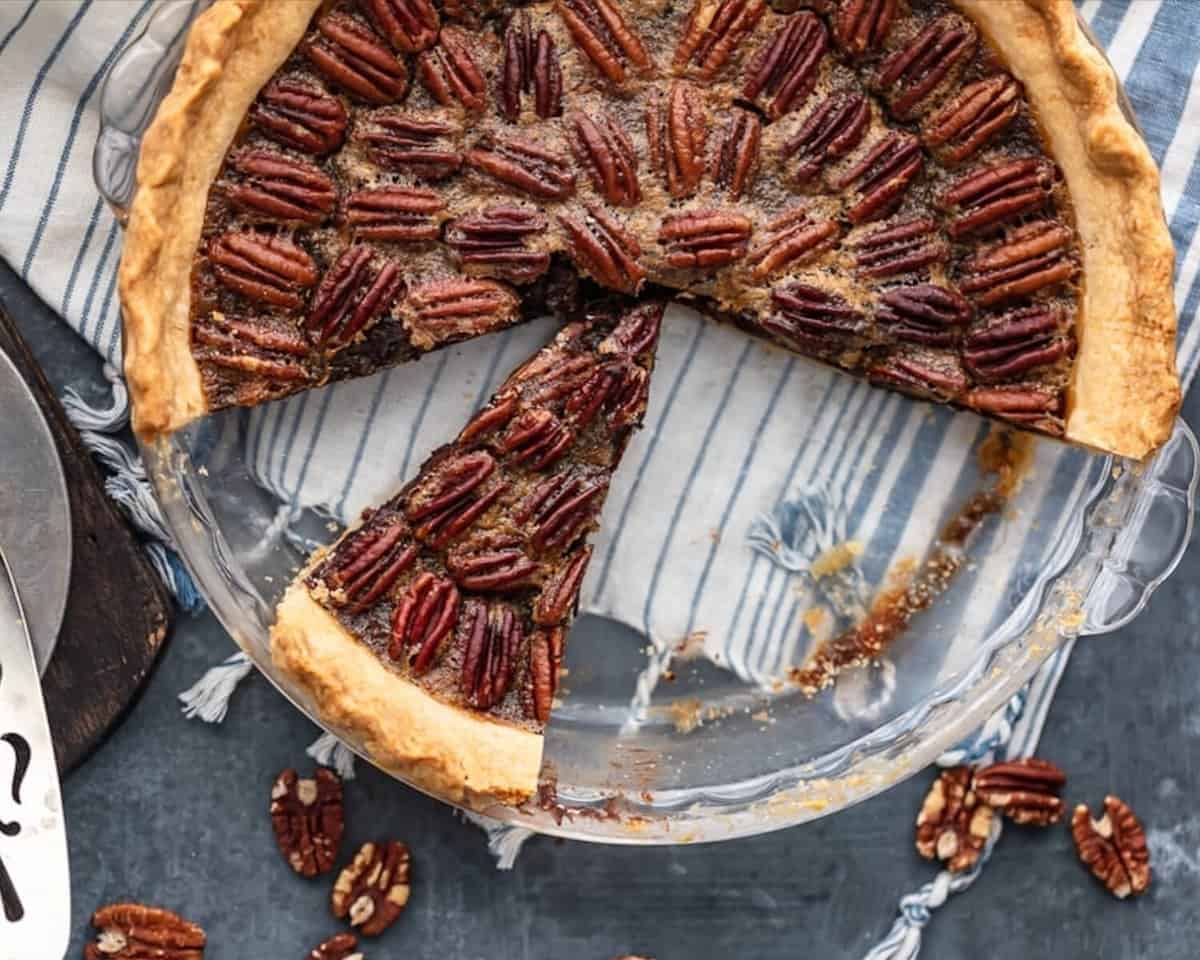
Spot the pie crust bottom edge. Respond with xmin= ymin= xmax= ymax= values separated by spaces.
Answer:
xmin=270 ymin=584 xmax=544 ymax=806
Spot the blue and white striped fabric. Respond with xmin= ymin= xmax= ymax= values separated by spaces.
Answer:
xmin=0 ymin=1 xmax=1197 ymax=950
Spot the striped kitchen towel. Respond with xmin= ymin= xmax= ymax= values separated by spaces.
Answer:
xmin=0 ymin=2 xmax=1196 ymax=955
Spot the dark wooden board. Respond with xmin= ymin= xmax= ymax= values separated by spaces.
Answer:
xmin=0 ymin=304 xmax=173 ymax=774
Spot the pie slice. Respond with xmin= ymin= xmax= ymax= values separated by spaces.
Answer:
xmin=121 ymin=0 xmax=1178 ymax=458
xmin=271 ymin=299 xmax=663 ymax=804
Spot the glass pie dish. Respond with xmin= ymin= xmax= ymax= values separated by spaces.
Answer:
xmin=94 ymin=0 xmax=1197 ymax=843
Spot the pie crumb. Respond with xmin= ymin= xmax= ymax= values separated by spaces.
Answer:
xmin=810 ymin=541 xmax=864 ymax=578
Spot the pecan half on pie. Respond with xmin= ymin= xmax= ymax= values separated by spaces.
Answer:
xmin=119 ymin=0 xmax=1180 ymax=802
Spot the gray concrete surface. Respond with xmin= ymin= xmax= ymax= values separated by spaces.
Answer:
xmin=3 ymin=262 xmax=1197 ymax=959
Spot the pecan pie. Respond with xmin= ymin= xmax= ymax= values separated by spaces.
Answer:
xmin=271 ymin=300 xmax=662 ymax=803
xmin=121 ymin=0 xmax=1178 ymax=458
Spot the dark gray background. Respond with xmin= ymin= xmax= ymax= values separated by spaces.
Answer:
xmin=3 ymin=262 xmax=1197 ymax=960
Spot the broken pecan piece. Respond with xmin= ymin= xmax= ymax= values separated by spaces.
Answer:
xmin=306 ymin=12 xmax=408 ymax=105
xmin=467 ymin=133 xmax=576 ymax=199
xmin=86 ymin=904 xmax=206 ymax=960
xmin=406 ymin=450 xmax=502 ymax=547
xmin=193 ymin=313 xmax=313 ymax=383
xmin=360 ymin=111 xmax=462 ymax=179
xmin=527 ymin=626 xmax=565 ymax=723
xmin=569 ymin=109 xmax=641 ymax=207
xmin=959 ymin=221 xmax=1076 ymax=307
xmin=783 ymin=91 xmax=870 ymax=185
xmin=747 ymin=207 xmax=839 ymax=279
xmin=1071 ymin=795 xmax=1151 ymax=899
xmin=876 ymin=284 xmax=971 ymax=347
xmin=446 ymin=206 xmax=551 ymax=283
xmin=501 ymin=13 xmax=563 ymax=120
xmin=249 ymin=77 xmax=348 ymax=155
xmin=308 ymin=247 xmax=405 ymax=348
xmin=556 ymin=0 xmax=652 ymax=85
xmin=599 ymin=299 xmax=664 ymax=358
xmin=534 ymin=546 xmax=592 ymax=625
xmin=460 ymin=601 xmax=524 ymax=709
xmin=362 ymin=0 xmax=439 ymax=53
xmin=224 ymin=151 xmax=336 ymax=224
xmin=332 ymin=841 xmax=412 ymax=936
xmin=741 ymin=11 xmax=827 ymax=119
xmin=501 ymin=408 xmax=575 ymax=469
xmin=973 ymin=757 xmax=1066 ymax=826
xmin=517 ymin=469 xmax=608 ymax=551
xmin=558 ymin=202 xmax=646 ymax=294
xmin=915 ymin=766 xmax=993 ymax=873
xmin=344 ymin=185 xmax=444 ymax=243
xmin=966 ymin=385 xmax=1062 ymax=427
xmin=854 ymin=217 xmax=949 ymax=279
xmin=673 ymin=0 xmax=766 ymax=81
xmin=389 ymin=572 xmax=460 ymax=673
xmin=835 ymin=0 xmax=898 ymax=57
xmin=922 ymin=75 xmax=1021 ymax=166
xmin=762 ymin=282 xmax=862 ymax=355
xmin=875 ymin=16 xmax=975 ymax=119
xmin=447 ymin=535 xmax=540 ymax=591
xmin=870 ymin=355 xmax=967 ymax=401
xmin=308 ymin=932 xmax=363 ymax=960
xmin=561 ymin=361 xmax=647 ymax=430
xmin=270 ymin=767 xmax=345 ymax=878
xmin=963 ymin=306 xmax=1072 ymax=382
xmin=940 ymin=157 xmax=1055 ymax=237
xmin=659 ymin=209 xmax=752 ymax=270
xmin=418 ymin=26 xmax=487 ymax=111
xmin=404 ymin=277 xmax=520 ymax=350
xmin=646 ymin=81 xmax=708 ymax=198
xmin=836 ymin=131 xmax=923 ymax=224
xmin=323 ymin=516 xmax=418 ymax=611
xmin=711 ymin=110 xmax=761 ymax=199
xmin=209 ymin=232 xmax=318 ymax=310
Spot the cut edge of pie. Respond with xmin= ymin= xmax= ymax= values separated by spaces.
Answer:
xmin=117 ymin=0 xmax=1180 ymax=460
xmin=272 ymin=582 xmax=542 ymax=806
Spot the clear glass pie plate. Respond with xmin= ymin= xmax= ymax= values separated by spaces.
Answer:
xmin=95 ymin=0 xmax=1197 ymax=843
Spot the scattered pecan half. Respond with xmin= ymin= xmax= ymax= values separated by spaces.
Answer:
xmin=783 ymin=91 xmax=870 ymax=185
xmin=500 ymin=407 xmax=574 ymax=468
xmin=361 ymin=0 xmax=439 ymax=53
xmin=562 ymin=361 xmax=648 ymax=429
xmin=467 ymin=133 xmax=576 ymax=199
xmin=915 ymin=766 xmax=993 ymax=873
xmin=869 ymin=355 xmax=967 ymax=401
xmin=556 ymin=0 xmax=653 ymax=85
xmin=403 ymin=276 xmax=520 ymax=350
xmin=306 ymin=12 xmax=408 ymax=105
xmin=742 ymin=11 xmax=828 ymax=119
xmin=963 ymin=306 xmax=1073 ymax=382
xmin=958 ymin=220 xmax=1076 ymax=307
xmin=966 ymin=385 xmax=1062 ymax=428
xmin=308 ymin=246 xmax=405 ymax=348
xmin=405 ymin=450 xmax=502 ymax=547
xmin=940 ymin=157 xmax=1055 ymax=237
xmin=876 ymin=283 xmax=971 ymax=347
xmin=360 ymin=111 xmax=462 ymax=179
xmin=418 ymin=26 xmax=488 ymax=111
xmin=673 ymin=0 xmax=767 ymax=81
xmin=193 ymin=313 xmax=312 ymax=384
xmin=446 ymin=206 xmax=551 ymax=283
xmin=332 ymin=841 xmax=412 ymax=936
xmin=322 ymin=516 xmax=418 ymax=610
xmin=534 ymin=546 xmax=592 ymax=625
xmin=835 ymin=131 xmax=923 ymax=223
xmin=270 ymin=767 xmax=345 ymax=878
xmin=747 ymin=207 xmax=839 ymax=279
xmin=85 ymin=903 xmax=206 ymax=960
xmin=209 ymin=232 xmax=318 ymax=310
xmin=569 ymin=109 xmax=641 ymax=206
xmin=712 ymin=109 xmax=761 ymax=199
xmin=389 ymin=572 xmax=460 ymax=673
xmin=517 ymin=469 xmax=608 ymax=551
xmin=973 ymin=757 xmax=1067 ymax=826
xmin=874 ymin=16 xmax=975 ymax=119
xmin=922 ymin=75 xmax=1022 ymax=166
xmin=834 ymin=0 xmax=898 ymax=57
xmin=500 ymin=12 xmax=563 ymax=120
xmin=558 ymin=202 xmax=646 ymax=294
xmin=224 ymin=150 xmax=336 ymax=224
xmin=308 ymin=932 xmax=363 ymax=960
xmin=854 ymin=216 xmax=949 ymax=279
xmin=344 ymin=185 xmax=444 ymax=243
xmin=761 ymin=282 xmax=862 ymax=354
xmin=447 ymin=535 xmax=540 ymax=591
xmin=599 ymin=299 xmax=664 ymax=357
xmin=659 ymin=209 xmax=753 ymax=269
xmin=646 ymin=81 xmax=708 ymax=198
xmin=527 ymin=626 xmax=565 ymax=723
xmin=1071 ymin=795 xmax=1151 ymax=899
xmin=249 ymin=77 xmax=348 ymax=155
xmin=460 ymin=600 xmax=524 ymax=709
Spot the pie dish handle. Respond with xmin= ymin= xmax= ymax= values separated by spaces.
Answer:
xmin=93 ymin=0 xmax=207 ymax=222
xmin=1080 ymin=418 xmax=1198 ymax=636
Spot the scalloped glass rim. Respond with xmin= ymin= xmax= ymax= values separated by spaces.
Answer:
xmin=101 ymin=0 xmax=1197 ymax=842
